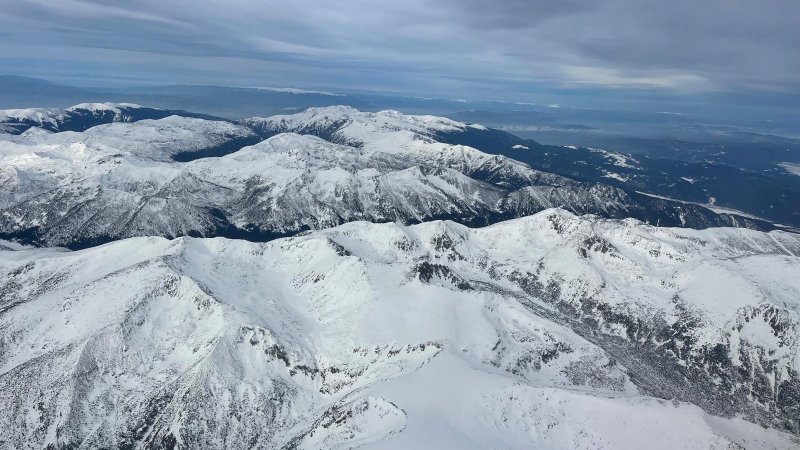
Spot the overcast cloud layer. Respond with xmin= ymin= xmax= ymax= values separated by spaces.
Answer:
xmin=1 ymin=0 xmax=798 ymax=101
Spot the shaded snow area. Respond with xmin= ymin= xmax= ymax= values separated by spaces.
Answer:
xmin=1 ymin=210 xmax=799 ymax=449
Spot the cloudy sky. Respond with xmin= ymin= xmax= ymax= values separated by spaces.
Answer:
xmin=1 ymin=0 xmax=798 ymax=103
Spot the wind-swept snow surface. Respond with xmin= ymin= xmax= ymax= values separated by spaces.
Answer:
xmin=1 ymin=210 xmax=798 ymax=449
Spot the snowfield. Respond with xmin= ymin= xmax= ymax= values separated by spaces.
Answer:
xmin=1 ymin=211 xmax=799 ymax=449
xmin=1 ymin=103 xmax=799 ymax=449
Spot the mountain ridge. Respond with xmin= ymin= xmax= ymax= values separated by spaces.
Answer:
xmin=1 ymin=209 xmax=798 ymax=448
xmin=0 ymin=106 xmax=773 ymax=249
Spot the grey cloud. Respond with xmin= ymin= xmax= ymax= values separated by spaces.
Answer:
xmin=443 ymin=0 xmax=597 ymax=29
xmin=0 ymin=0 xmax=797 ymax=98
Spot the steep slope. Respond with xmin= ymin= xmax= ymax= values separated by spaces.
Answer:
xmin=241 ymin=106 xmax=773 ymax=229
xmin=1 ymin=211 xmax=798 ymax=449
xmin=1 ymin=120 xmax=769 ymax=249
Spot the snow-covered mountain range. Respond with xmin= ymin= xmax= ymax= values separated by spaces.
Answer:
xmin=0 ymin=102 xmax=221 ymax=135
xmin=1 ymin=102 xmax=798 ymax=449
xmin=0 ymin=104 xmax=769 ymax=249
xmin=1 ymin=210 xmax=798 ymax=448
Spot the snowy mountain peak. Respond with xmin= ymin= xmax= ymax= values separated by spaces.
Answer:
xmin=296 ymin=104 xmax=362 ymax=118
xmin=0 ymin=105 xmax=774 ymax=249
xmin=0 ymin=102 xmax=151 ymax=124
xmin=2 ymin=99 xmax=799 ymax=448
xmin=65 ymin=102 xmax=146 ymax=113
xmin=259 ymin=131 xmax=341 ymax=150
xmin=0 ymin=102 xmax=224 ymax=136
xmin=242 ymin=105 xmax=485 ymax=148
xmin=1 ymin=209 xmax=798 ymax=448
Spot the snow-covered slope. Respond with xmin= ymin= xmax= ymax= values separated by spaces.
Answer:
xmin=0 ymin=106 xmax=771 ymax=248
xmin=1 ymin=210 xmax=798 ymax=449
xmin=0 ymin=103 xmax=221 ymax=135
xmin=241 ymin=106 xmax=488 ymax=146
xmin=242 ymin=106 xmax=773 ymax=228
xmin=1 ymin=115 xmax=258 ymax=161
xmin=1 ymin=122 xmax=766 ymax=249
